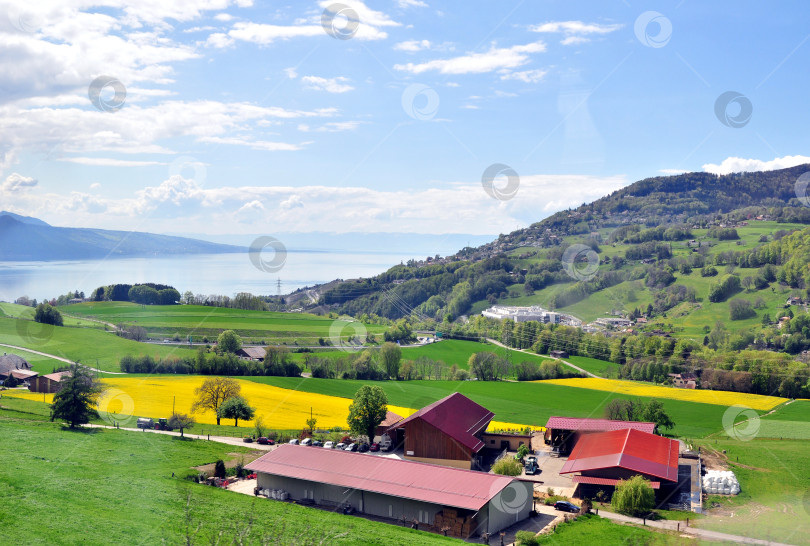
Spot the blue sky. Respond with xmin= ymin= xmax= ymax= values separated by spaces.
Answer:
xmin=2 ymin=0 xmax=810 ymax=239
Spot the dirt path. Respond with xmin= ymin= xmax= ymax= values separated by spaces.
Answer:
xmin=84 ymin=423 xmax=278 ymax=449
xmin=0 ymin=342 xmax=126 ymax=374
xmin=485 ymin=338 xmax=600 ymax=378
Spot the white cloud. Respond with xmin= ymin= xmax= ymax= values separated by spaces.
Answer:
xmin=659 ymin=168 xmax=687 ymax=175
xmin=90 ymin=183 xmax=101 ymax=189
xmin=298 ymin=121 xmax=363 ymax=132
xmin=394 ymin=41 xmax=546 ymax=75
xmin=2 ymin=172 xmax=37 ymax=192
xmin=284 ymin=67 xmax=298 ymax=79
xmin=214 ymin=13 xmax=234 ymax=22
xmin=394 ymin=39 xmax=431 ymax=52
xmin=205 ymin=32 xmax=235 ymax=48
xmin=397 ymin=0 xmax=427 ymax=7
xmin=4 ymin=173 xmax=629 ymax=236
xmin=198 ymin=136 xmax=306 ymax=151
xmin=560 ymin=36 xmax=590 ymax=46
xmin=301 ymin=76 xmax=354 ymax=93
xmin=58 ymin=157 xmax=164 ymax=167
xmin=531 ymin=21 xmax=622 ymax=35
xmin=500 ymin=69 xmax=547 ymax=83
xmin=702 ymin=155 xmax=810 ymax=175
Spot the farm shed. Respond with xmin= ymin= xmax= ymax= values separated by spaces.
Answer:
xmin=544 ymin=416 xmax=657 ymax=455
xmin=236 ymin=347 xmax=267 ymax=361
xmin=246 ymin=444 xmax=532 ymax=538
xmin=29 ymin=371 xmax=71 ymax=393
xmin=0 ymin=353 xmax=33 ymax=380
xmin=374 ymin=410 xmax=403 ymax=439
xmin=559 ymin=428 xmax=680 ymax=500
xmin=387 ymin=392 xmax=494 ymax=469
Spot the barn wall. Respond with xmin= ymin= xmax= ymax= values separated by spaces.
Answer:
xmin=255 ymin=473 xmax=444 ymax=522
xmin=403 ymin=455 xmax=471 ymax=470
xmin=403 ymin=418 xmax=473 ymax=461
xmin=485 ymin=481 xmax=533 ymax=534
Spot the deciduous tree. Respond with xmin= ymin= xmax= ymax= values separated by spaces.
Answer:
xmin=347 ymin=385 xmax=387 ymax=441
xmin=168 ymin=413 xmax=195 ymax=438
xmin=191 ymin=377 xmax=240 ymax=425
xmin=218 ymin=395 xmax=255 ymax=427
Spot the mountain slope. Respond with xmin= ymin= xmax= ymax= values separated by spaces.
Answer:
xmin=0 ymin=215 xmax=244 ymax=261
xmin=314 ymin=165 xmax=810 ymax=328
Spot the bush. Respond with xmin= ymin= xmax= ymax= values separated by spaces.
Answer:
xmin=214 ymin=460 xmax=226 ymax=479
xmin=492 ymin=457 xmax=523 ymax=476
xmin=611 ymin=475 xmax=655 ymax=516
xmin=515 ymin=530 xmax=539 ymax=546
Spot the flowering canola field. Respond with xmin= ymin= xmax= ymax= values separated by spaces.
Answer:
xmin=537 ymin=378 xmax=786 ymax=411
xmin=3 ymin=377 xmax=542 ymax=431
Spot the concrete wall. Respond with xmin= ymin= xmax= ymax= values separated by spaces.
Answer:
xmin=481 ymin=433 xmax=531 ymax=451
xmin=256 ymin=473 xmax=444 ymax=523
xmin=485 ymin=481 xmax=534 ymax=534
xmin=403 ymin=455 xmax=471 ymax=470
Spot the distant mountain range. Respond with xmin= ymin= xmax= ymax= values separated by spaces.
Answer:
xmin=0 ymin=212 xmax=244 ymax=261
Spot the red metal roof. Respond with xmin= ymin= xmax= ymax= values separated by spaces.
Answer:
xmin=378 ymin=410 xmax=404 ymax=428
xmin=9 ymin=369 xmax=38 ymax=380
xmin=545 ymin=416 xmax=656 ymax=434
xmin=388 ymin=392 xmax=494 ymax=452
xmin=246 ymin=444 xmax=516 ymax=511
xmin=572 ymin=475 xmax=660 ymax=489
xmin=559 ymin=428 xmax=679 ymax=482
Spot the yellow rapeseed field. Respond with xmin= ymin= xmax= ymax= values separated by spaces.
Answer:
xmin=537 ymin=378 xmax=786 ymax=411
xmin=3 ymin=378 xmax=545 ymax=431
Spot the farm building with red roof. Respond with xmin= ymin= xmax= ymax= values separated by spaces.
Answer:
xmin=544 ymin=416 xmax=657 ymax=455
xmin=386 ymin=392 xmax=495 ymax=469
xmin=246 ymin=444 xmax=533 ymax=538
xmin=559 ymin=428 xmax=681 ymax=499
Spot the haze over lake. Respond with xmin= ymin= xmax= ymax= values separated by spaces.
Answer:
xmin=1 ymin=250 xmax=419 ymax=303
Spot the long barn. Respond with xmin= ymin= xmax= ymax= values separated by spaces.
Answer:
xmin=246 ymin=444 xmax=533 ymax=539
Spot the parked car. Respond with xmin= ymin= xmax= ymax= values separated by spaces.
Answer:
xmin=312 ymin=440 xmax=323 ymax=447
xmin=369 ymin=442 xmax=380 ymax=452
xmin=345 ymin=443 xmax=358 ymax=452
xmin=358 ymin=443 xmax=370 ymax=453
xmin=335 ymin=442 xmax=346 ymax=450
xmin=289 ymin=438 xmax=299 ymax=445
xmin=300 ymin=438 xmax=312 ymax=446
xmin=554 ymin=501 xmax=580 ymax=513
xmin=243 ymin=436 xmax=254 ymax=443
xmin=256 ymin=437 xmax=270 ymax=445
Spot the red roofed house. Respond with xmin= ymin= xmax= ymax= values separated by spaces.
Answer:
xmin=246 ymin=444 xmax=533 ymax=538
xmin=387 ymin=392 xmax=495 ymax=469
xmin=29 ymin=371 xmax=71 ymax=394
xmin=559 ymin=428 xmax=680 ymax=499
xmin=544 ymin=416 xmax=657 ymax=455
xmin=374 ymin=410 xmax=403 ymax=439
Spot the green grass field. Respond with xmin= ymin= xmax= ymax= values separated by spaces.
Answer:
xmin=0 ymin=301 xmax=105 ymax=329
xmin=0 ymin=316 xmax=194 ymax=372
xmin=0 ymin=416 xmax=456 ymax=545
xmin=535 ymin=514 xmax=692 ymax=544
xmin=693 ymin=437 xmax=810 ymax=544
xmin=66 ymin=302 xmax=386 ymax=344
xmin=244 ymin=376 xmax=731 ymax=438
xmin=561 ymin=355 xmax=617 ymax=377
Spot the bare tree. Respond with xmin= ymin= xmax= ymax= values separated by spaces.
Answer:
xmin=191 ymin=377 xmax=240 ymax=425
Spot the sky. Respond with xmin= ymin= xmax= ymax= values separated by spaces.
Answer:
xmin=2 ymin=0 xmax=810 ymax=240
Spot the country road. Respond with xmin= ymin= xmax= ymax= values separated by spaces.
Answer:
xmin=485 ymin=338 xmax=600 ymax=378
xmin=0 ymin=342 xmax=126 ymax=375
